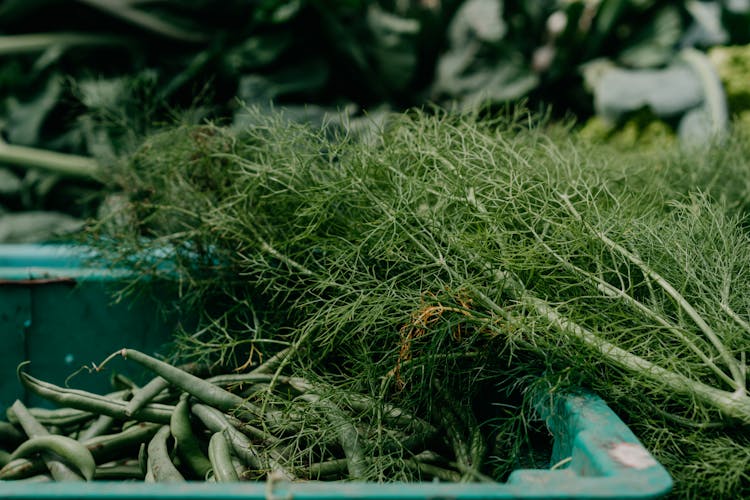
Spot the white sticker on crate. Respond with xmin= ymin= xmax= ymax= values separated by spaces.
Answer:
xmin=609 ymin=442 xmax=658 ymax=470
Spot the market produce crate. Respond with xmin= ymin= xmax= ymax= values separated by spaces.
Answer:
xmin=0 ymin=244 xmax=176 ymax=410
xmin=0 ymin=245 xmax=672 ymax=499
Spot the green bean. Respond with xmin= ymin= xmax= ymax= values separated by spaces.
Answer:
xmin=111 ymin=373 xmax=139 ymax=391
xmin=450 ymin=398 xmax=488 ymax=483
xmin=77 ymin=415 xmax=116 ymax=442
xmin=217 ymin=384 xmax=303 ymax=435
xmin=138 ymin=442 xmax=147 ymax=477
xmin=298 ymin=393 xmax=367 ymax=480
xmin=410 ymin=449 xmax=449 ymax=463
xmin=10 ymin=404 xmax=46 ymax=439
xmin=10 ymin=400 xmax=84 ymax=481
xmin=47 ymin=425 xmax=64 ymax=436
xmin=84 ymin=422 xmax=160 ymax=464
xmin=349 ymin=394 xmax=435 ymax=435
xmin=78 ymin=389 xmax=133 ymax=441
xmin=10 ymin=435 xmax=96 ymax=481
xmin=297 ymin=458 xmax=349 ymax=480
xmin=440 ymin=410 xmax=469 ymax=472
xmin=95 ymin=463 xmax=144 ymax=480
xmin=0 ymin=457 xmax=47 ymax=480
xmin=19 ymin=369 xmax=173 ymax=424
xmin=434 ymin=381 xmax=486 ymax=483
xmin=285 ymin=377 xmax=436 ymax=461
xmin=16 ymin=473 xmax=53 ymax=483
xmin=190 ymin=403 xmax=263 ymax=470
xmin=223 ymin=414 xmax=281 ymax=447
xmin=6 ymin=406 xmax=93 ymax=429
xmin=170 ymin=396 xmax=212 ymax=478
xmin=396 ymin=429 xmax=437 ymax=454
xmin=114 ymin=352 xmax=295 ymax=433
xmin=0 ymin=449 xmax=11 ymax=467
xmin=125 ymin=376 xmax=170 ymax=417
xmin=465 ymin=424 xmax=488 ymax=482
xmin=286 ymin=377 xmax=435 ymax=436
xmin=249 ymin=347 xmax=291 ymax=375
xmin=403 ymin=458 xmax=462 ymax=482
xmin=120 ymin=349 xmax=252 ymax=416
xmin=208 ymin=430 xmax=239 ymax=482
xmin=218 ymin=413 xmax=295 ymax=464
xmin=205 ymin=373 xmax=277 ymax=387
xmin=0 ymin=423 xmax=157 ymax=480
xmin=451 ymin=459 xmax=496 ymax=483
xmin=0 ymin=421 xmax=24 ymax=447
xmin=231 ymin=456 xmax=249 ymax=480
xmin=7 ymin=387 xmax=130 ymax=426
xmin=146 ymin=425 xmax=184 ymax=482
xmin=192 ymin=403 xmax=295 ymax=479
xmin=414 ymin=449 xmax=493 ymax=483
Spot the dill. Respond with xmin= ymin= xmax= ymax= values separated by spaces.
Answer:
xmin=91 ymin=109 xmax=750 ymax=496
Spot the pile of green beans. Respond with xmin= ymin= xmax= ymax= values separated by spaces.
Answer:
xmin=0 ymin=349 xmax=492 ymax=483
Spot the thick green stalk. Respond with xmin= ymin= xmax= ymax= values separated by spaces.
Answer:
xmin=528 ymin=225 xmax=737 ymax=389
xmin=0 ymin=140 xmax=101 ymax=180
xmin=559 ymin=193 xmax=747 ymax=394
xmin=0 ymin=32 xmax=127 ymax=55
xmin=512 ymin=292 xmax=750 ymax=424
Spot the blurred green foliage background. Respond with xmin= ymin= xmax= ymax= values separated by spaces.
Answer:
xmin=1 ymin=0 xmax=750 ymax=240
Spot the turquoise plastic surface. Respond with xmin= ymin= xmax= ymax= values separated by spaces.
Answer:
xmin=0 ymin=244 xmax=175 ymax=410
xmin=0 ymin=245 xmax=673 ymax=499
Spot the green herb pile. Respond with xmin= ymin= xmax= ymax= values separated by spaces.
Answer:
xmin=87 ymin=109 xmax=750 ymax=497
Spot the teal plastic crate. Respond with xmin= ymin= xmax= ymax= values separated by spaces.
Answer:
xmin=0 ymin=244 xmax=175 ymax=410
xmin=0 ymin=245 xmax=673 ymax=499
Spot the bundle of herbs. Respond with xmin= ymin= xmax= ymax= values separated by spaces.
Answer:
xmin=90 ymin=110 xmax=750 ymax=497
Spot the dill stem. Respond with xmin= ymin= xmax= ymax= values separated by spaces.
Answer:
xmin=299 ymin=393 xmax=368 ymax=479
xmin=508 ymin=293 xmax=750 ymax=424
xmin=531 ymin=228 xmax=737 ymax=390
xmin=720 ymin=302 xmax=750 ymax=338
xmin=559 ymin=193 xmax=746 ymax=394
xmin=257 ymin=241 xmax=314 ymax=277
xmin=249 ymin=347 xmax=292 ymax=375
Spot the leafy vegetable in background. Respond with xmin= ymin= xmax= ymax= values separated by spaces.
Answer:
xmin=0 ymin=1 xmax=747 ymax=202
xmin=2 ymin=2 xmax=750 ymax=494
xmin=709 ymin=43 xmax=750 ymax=118
xmin=91 ymin=110 xmax=750 ymax=497
xmin=0 ymin=1 xmax=747 ymax=152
